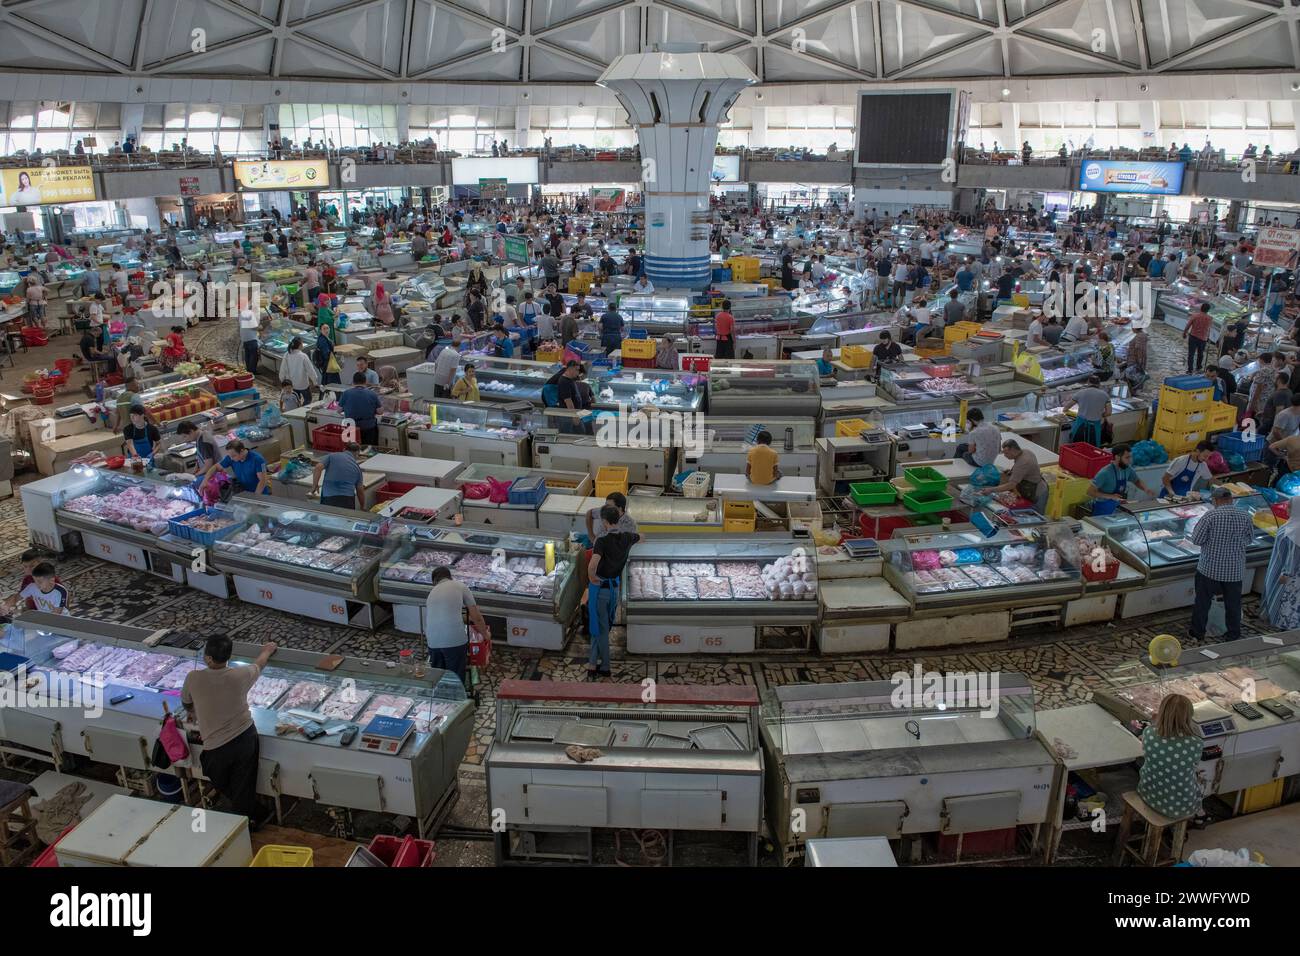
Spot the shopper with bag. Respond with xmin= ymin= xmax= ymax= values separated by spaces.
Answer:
xmin=423 ymin=566 xmax=490 ymax=685
xmin=181 ymin=635 xmax=278 ymax=827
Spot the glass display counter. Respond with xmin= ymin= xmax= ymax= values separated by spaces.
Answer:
xmin=623 ymin=536 xmax=818 ymax=654
xmin=706 ymin=359 xmax=821 ymax=417
xmin=1085 ymin=494 xmax=1278 ymax=583
xmin=396 ymin=271 xmax=448 ymax=311
xmin=1 ymin=611 xmax=473 ymax=836
xmin=879 ymin=363 xmax=986 ymax=404
xmin=883 ymin=522 xmax=1085 ymax=612
xmin=759 ymin=675 xmax=1053 ymax=860
xmin=378 ymin=526 xmax=582 ymax=648
xmin=617 ymin=294 xmax=691 ymax=336
xmin=1031 ymin=344 xmax=1099 ymax=386
xmin=458 ymin=356 xmax=561 ymax=404
xmin=591 ymin=367 xmax=706 ymax=412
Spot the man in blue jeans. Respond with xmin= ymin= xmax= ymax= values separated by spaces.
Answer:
xmin=423 ymin=566 xmax=490 ymax=685
xmin=586 ymin=504 xmax=640 ymax=679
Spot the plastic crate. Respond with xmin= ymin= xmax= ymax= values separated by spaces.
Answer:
xmin=1158 ymin=383 xmax=1213 ymax=415
xmin=1082 ymin=558 xmax=1120 ymax=582
xmin=375 ymin=480 xmax=419 ymax=503
xmin=849 ymin=481 xmax=896 ymax=506
xmin=681 ymin=471 xmax=712 ymax=497
xmin=508 ymin=475 xmax=549 ymax=506
xmin=711 ymin=268 xmax=732 ymax=282
xmin=534 ymin=347 xmax=563 ymax=363
xmin=1156 ymin=407 xmax=1208 ymax=429
xmin=1153 ymin=423 xmax=1206 ymax=456
xmin=902 ymin=466 xmax=948 ymax=495
xmin=167 ymin=507 xmax=240 ymax=546
xmin=249 ymin=845 xmax=314 ymax=867
xmin=594 ymin=466 xmax=628 ymax=499
xmin=902 ymin=489 xmax=954 ymax=514
xmin=840 ymin=345 xmax=872 ymax=369
xmin=835 ymin=418 xmax=872 ymax=437
xmin=1164 ymin=374 xmax=1214 ymax=391
xmin=620 ymin=338 xmax=656 ymax=360
xmin=1217 ymin=430 xmax=1267 ymax=463
xmin=723 ymin=500 xmax=756 ymax=533
xmin=1208 ymin=402 xmax=1238 ymax=430
xmin=367 ymin=834 xmax=434 ymax=867
xmin=311 ymin=423 xmax=348 ymax=452
xmin=1058 ymin=442 xmax=1114 ymax=479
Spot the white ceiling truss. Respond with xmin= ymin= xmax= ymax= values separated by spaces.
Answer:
xmin=0 ymin=0 xmax=1297 ymax=84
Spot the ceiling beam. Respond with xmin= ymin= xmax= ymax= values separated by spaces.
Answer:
xmin=407 ymin=41 xmax=518 ymax=79
xmin=766 ymin=39 xmax=876 ymax=80
xmin=997 ymin=0 xmax=1010 ymax=77
xmin=1128 ymin=0 xmax=1149 ymax=71
xmin=2 ymin=13 xmax=133 ymax=73
xmin=871 ymin=0 xmax=883 ymax=77
xmin=523 ymin=0 xmax=533 ymax=80
xmin=400 ymin=0 xmax=417 ymax=77
xmin=132 ymin=0 xmax=154 ymax=72
xmin=1149 ymin=15 xmax=1275 ymax=72
xmin=143 ymin=31 xmax=273 ymax=74
xmin=647 ymin=0 xmax=753 ymax=41
xmin=425 ymin=0 xmax=520 ymax=37
xmin=203 ymin=0 xmax=278 ymax=30
xmin=534 ymin=38 xmax=609 ymax=72
xmin=1005 ymin=0 xmax=1079 ymax=29
xmin=272 ymin=0 xmax=290 ymax=77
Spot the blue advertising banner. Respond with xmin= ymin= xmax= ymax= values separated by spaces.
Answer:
xmin=1078 ymin=160 xmax=1184 ymax=195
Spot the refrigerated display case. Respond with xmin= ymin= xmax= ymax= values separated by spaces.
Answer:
xmin=760 ymin=675 xmax=1055 ymax=863
xmin=883 ymin=522 xmax=1085 ymax=613
xmin=395 ymin=271 xmax=450 ymax=312
xmin=531 ymin=430 xmax=676 ymax=489
xmin=879 ymin=363 xmax=986 ymax=404
xmin=378 ymin=526 xmax=582 ymax=649
xmin=706 ymin=360 xmax=821 ymax=417
xmin=1093 ymin=632 xmax=1300 ymax=812
xmin=487 ymin=680 xmax=764 ymax=864
xmin=1157 ymin=280 xmax=1250 ymax=340
xmin=409 ymin=402 xmax=532 ymax=467
xmin=1028 ymin=344 xmax=1100 ymax=387
xmin=0 ymin=611 xmax=473 ymax=837
xmin=690 ymin=416 xmax=819 ymax=477
xmin=623 ymin=536 xmax=818 ymax=654
xmin=209 ymin=494 xmax=395 ymax=628
xmin=1084 ymin=494 xmax=1278 ymax=584
xmin=590 ymin=366 xmax=706 ymax=412
xmin=451 ymin=356 xmax=561 ymax=404
xmin=617 ymin=295 xmax=691 ymax=336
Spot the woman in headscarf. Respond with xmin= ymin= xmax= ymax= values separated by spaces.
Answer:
xmin=1262 ymin=498 xmax=1300 ymax=629
xmin=467 ymin=265 xmax=488 ymax=299
xmin=316 ymin=323 xmax=340 ymax=386
xmin=377 ymin=365 xmax=399 ymax=391
xmin=373 ymin=282 xmax=395 ymax=326
xmin=316 ymin=292 xmax=335 ymax=334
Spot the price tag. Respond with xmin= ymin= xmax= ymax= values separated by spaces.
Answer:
xmin=1261 ymin=636 xmax=1283 ymax=646
xmin=1199 ymin=649 xmax=1220 ymax=659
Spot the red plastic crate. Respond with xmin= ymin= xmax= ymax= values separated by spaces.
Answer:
xmin=374 ymin=480 xmax=419 ymax=503
xmin=311 ymin=423 xmax=348 ymax=452
xmin=367 ymin=834 xmax=435 ymax=867
xmin=858 ymin=510 xmax=914 ymax=540
xmin=936 ymin=827 xmax=1017 ymax=861
xmin=31 ymin=825 xmax=76 ymax=867
xmin=1058 ymin=442 xmax=1114 ymax=479
xmin=620 ymin=356 xmax=656 ymax=369
xmin=1082 ymin=558 xmax=1120 ymax=582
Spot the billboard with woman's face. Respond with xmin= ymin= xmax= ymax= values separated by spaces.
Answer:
xmin=0 ymin=165 xmax=96 ymax=206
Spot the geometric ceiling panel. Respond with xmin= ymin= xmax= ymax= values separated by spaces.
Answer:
xmin=0 ymin=0 xmax=1293 ymax=83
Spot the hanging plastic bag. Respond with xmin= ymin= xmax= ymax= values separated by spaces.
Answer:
xmin=461 ymin=481 xmax=490 ymax=500
xmin=486 ymin=476 xmax=513 ymax=504
xmin=1205 ymin=451 xmax=1229 ymax=475
xmin=969 ymin=464 xmax=1001 ymax=488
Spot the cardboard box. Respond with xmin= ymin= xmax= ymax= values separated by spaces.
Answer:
xmin=34 ymin=430 xmax=126 ymax=476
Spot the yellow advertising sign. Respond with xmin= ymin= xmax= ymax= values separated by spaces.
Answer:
xmin=233 ymin=159 xmax=329 ymax=191
xmin=0 ymin=165 xmax=96 ymax=207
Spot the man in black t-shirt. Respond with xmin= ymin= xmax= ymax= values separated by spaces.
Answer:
xmin=587 ymin=504 xmax=640 ymax=677
xmin=872 ymin=330 xmax=903 ymax=366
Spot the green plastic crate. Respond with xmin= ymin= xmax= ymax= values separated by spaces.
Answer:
xmin=902 ymin=489 xmax=954 ymax=514
xmin=902 ymin=466 xmax=949 ymax=495
xmin=849 ymin=481 xmax=896 ymax=506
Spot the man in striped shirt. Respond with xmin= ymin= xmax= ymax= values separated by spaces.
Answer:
xmin=1189 ymin=486 xmax=1254 ymax=643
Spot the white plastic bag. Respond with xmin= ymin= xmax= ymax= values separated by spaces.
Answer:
xmin=1186 ymin=847 xmax=1267 ymax=867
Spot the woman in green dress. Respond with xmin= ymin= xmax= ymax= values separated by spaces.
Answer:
xmin=1137 ymin=693 xmax=1204 ymax=820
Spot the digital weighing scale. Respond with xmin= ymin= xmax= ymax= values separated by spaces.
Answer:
xmin=1192 ymin=700 xmax=1237 ymax=738
xmin=359 ymin=715 xmax=415 ymax=754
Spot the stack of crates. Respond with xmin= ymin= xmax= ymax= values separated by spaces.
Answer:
xmin=724 ymin=500 xmax=756 ymax=532
xmin=840 ymin=345 xmax=873 ymax=369
xmin=1152 ymin=376 xmax=1214 ymax=455
xmin=568 ymin=272 xmax=593 ymax=294
xmin=595 ymin=466 xmax=628 ymax=498
xmin=1043 ymin=465 xmax=1094 ymax=520
xmin=943 ymin=321 xmax=982 ymax=346
xmin=726 ymin=256 xmax=760 ymax=282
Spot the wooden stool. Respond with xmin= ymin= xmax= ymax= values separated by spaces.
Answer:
xmin=0 ymin=780 xmax=39 ymax=867
xmin=1112 ymin=791 xmax=1190 ymax=866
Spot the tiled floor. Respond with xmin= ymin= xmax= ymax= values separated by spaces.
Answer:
xmin=0 ymin=303 xmax=1280 ymax=860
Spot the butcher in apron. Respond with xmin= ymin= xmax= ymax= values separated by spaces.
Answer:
xmin=1160 ymin=442 xmax=1214 ymax=499
xmin=1086 ymin=444 xmax=1152 ymax=516
xmin=122 ymin=405 xmax=160 ymax=467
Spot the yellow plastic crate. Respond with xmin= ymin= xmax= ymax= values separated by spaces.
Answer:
xmin=534 ymin=347 xmax=563 ymax=362
xmin=840 ymin=345 xmax=873 ymax=369
xmin=1155 ymin=406 xmax=1208 ymax=430
xmin=249 ymin=845 xmax=314 ymax=867
xmin=944 ymin=325 xmax=974 ymax=345
xmin=1240 ymin=778 xmax=1284 ymax=814
xmin=723 ymin=499 xmax=756 ymax=533
xmin=1043 ymin=466 xmax=1092 ymax=520
xmin=1152 ymin=422 xmax=1206 ymax=455
xmin=1010 ymin=293 xmax=1030 ymax=307
xmin=567 ymin=273 xmax=593 ymax=293
xmin=726 ymin=256 xmax=760 ymax=281
xmin=1208 ymin=402 xmax=1238 ymax=430
xmin=594 ymin=465 xmax=628 ymax=499
xmin=1159 ymin=383 xmax=1213 ymax=414
xmin=620 ymin=338 xmax=656 ymax=360
xmin=835 ymin=417 xmax=872 ymax=437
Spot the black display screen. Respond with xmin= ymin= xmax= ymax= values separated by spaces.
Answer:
xmin=856 ymin=92 xmax=952 ymax=165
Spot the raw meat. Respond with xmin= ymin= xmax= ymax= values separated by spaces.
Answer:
xmin=505 ymin=556 xmax=545 ymax=574
xmin=247 ymin=676 xmax=293 ymax=708
xmin=669 ymin=562 xmax=717 ymax=577
xmin=118 ymin=652 xmax=178 ymax=687
xmin=715 ymin=561 xmax=764 ymax=579
xmin=662 ymin=576 xmax=698 ymax=599
xmin=357 ymin=694 xmax=416 ymax=725
xmin=152 ymin=659 xmax=200 ymax=690
xmin=629 ymin=573 xmax=664 ymax=600
xmin=511 ymin=574 xmax=549 ymax=597
xmin=410 ymin=700 xmax=458 ymax=734
xmin=277 ymin=680 xmax=331 ymax=711
xmin=51 ymin=641 xmax=79 ymax=660
xmin=318 ymin=685 xmax=371 ymax=720
xmin=697 ymin=576 xmax=733 ymax=600
xmin=730 ymin=577 xmax=768 ymax=599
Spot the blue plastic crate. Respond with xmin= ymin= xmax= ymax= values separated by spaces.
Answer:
xmin=1216 ymin=431 xmax=1267 ymax=463
xmin=507 ymin=475 xmax=549 ymax=507
xmin=712 ymin=267 xmax=732 ymax=282
xmin=626 ymin=327 xmax=649 ymax=339
xmin=1163 ymin=374 xmax=1213 ymax=391
xmin=167 ymin=507 xmax=240 ymax=546
xmin=565 ymin=340 xmax=592 ymax=356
